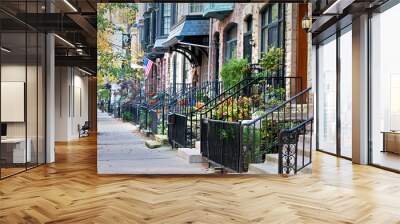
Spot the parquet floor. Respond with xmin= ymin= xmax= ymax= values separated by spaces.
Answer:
xmin=1 ymin=135 xmax=400 ymax=223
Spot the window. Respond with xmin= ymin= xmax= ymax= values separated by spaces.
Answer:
xmin=339 ymin=27 xmax=352 ymax=158
xmin=189 ymin=3 xmax=204 ymax=13
xmin=370 ymin=4 xmax=400 ymax=171
xmin=224 ymin=25 xmax=237 ymax=62
xmin=161 ymin=3 xmax=171 ymax=36
xmin=261 ymin=4 xmax=284 ymax=52
xmin=243 ymin=16 xmax=253 ymax=62
xmin=0 ymin=3 xmax=46 ymax=179
xmin=315 ymin=25 xmax=353 ymax=159
xmin=149 ymin=11 xmax=156 ymax=45
xmin=171 ymin=3 xmax=178 ymax=26
xmin=317 ymin=35 xmax=337 ymax=155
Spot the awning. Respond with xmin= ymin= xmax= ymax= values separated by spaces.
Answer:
xmin=163 ymin=15 xmax=209 ymax=48
xmin=153 ymin=38 xmax=167 ymax=51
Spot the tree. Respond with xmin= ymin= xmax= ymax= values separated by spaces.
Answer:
xmin=97 ymin=3 xmax=143 ymax=103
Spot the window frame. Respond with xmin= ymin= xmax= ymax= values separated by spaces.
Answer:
xmin=224 ymin=24 xmax=238 ymax=62
xmin=161 ymin=3 xmax=172 ymax=37
xmin=260 ymin=4 xmax=285 ymax=53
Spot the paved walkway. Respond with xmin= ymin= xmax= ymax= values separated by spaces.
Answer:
xmin=97 ymin=111 xmax=208 ymax=174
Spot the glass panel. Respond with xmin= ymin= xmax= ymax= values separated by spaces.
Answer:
xmin=317 ymin=36 xmax=337 ymax=154
xmin=262 ymin=10 xmax=268 ymax=27
xmin=246 ymin=16 xmax=252 ymax=32
xmin=162 ymin=3 xmax=171 ymax=35
xmin=371 ymin=4 xmax=400 ymax=171
xmin=262 ymin=27 xmax=268 ymax=52
xmin=1 ymin=30 xmax=28 ymax=177
xmin=270 ymin=4 xmax=279 ymax=23
xmin=268 ymin=26 xmax=278 ymax=47
xmin=339 ymin=27 xmax=352 ymax=158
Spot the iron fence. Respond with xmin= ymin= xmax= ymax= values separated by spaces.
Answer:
xmin=241 ymin=87 xmax=313 ymax=172
xmin=167 ymin=113 xmax=187 ymax=147
xmin=278 ymin=118 xmax=313 ymax=175
xmin=190 ymin=76 xmax=303 ymax=148
xmin=201 ymin=119 xmax=243 ymax=172
xmin=132 ymin=104 xmax=140 ymax=124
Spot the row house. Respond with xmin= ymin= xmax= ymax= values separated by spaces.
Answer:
xmin=205 ymin=3 xmax=309 ymax=91
xmin=137 ymin=3 xmax=310 ymax=99
xmin=137 ymin=3 xmax=209 ymax=99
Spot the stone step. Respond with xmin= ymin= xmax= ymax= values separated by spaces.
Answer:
xmin=195 ymin=141 xmax=201 ymax=150
xmin=155 ymin=134 xmax=169 ymax=145
xmin=248 ymin=153 xmax=312 ymax=175
xmin=177 ymin=148 xmax=206 ymax=163
xmin=265 ymin=150 xmax=312 ymax=163
xmin=247 ymin=163 xmax=278 ymax=174
xmin=144 ymin=140 xmax=162 ymax=149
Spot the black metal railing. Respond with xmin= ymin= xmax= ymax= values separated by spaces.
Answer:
xmin=167 ymin=113 xmax=187 ymax=147
xmin=132 ymin=103 xmax=140 ymax=124
xmin=201 ymin=87 xmax=313 ymax=173
xmin=201 ymin=119 xmax=243 ymax=172
xmin=240 ymin=87 xmax=313 ymax=172
xmin=167 ymin=83 xmax=193 ymax=97
xmin=167 ymin=81 xmax=223 ymax=147
xmin=278 ymin=118 xmax=313 ymax=175
xmin=190 ymin=76 xmax=302 ymax=148
xmin=169 ymin=81 xmax=224 ymax=115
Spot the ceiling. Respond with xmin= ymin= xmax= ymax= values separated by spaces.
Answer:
xmin=0 ymin=0 xmax=97 ymax=74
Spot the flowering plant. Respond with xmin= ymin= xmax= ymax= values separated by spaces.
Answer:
xmin=214 ymin=96 xmax=252 ymax=121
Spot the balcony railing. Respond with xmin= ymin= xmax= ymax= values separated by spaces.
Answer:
xmin=203 ymin=3 xmax=234 ymax=20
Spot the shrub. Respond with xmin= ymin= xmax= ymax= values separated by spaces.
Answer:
xmin=214 ymin=96 xmax=252 ymax=121
xmin=220 ymin=58 xmax=250 ymax=88
xmin=122 ymin=111 xmax=132 ymax=122
xmin=259 ymin=47 xmax=284 ymax=75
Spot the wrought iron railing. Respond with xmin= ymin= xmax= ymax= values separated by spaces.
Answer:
xmin=240 ymin=87 xmax=313 ymax=172
xmin=202 ymin=119 xmax=243 ymax=172
xmin=190 ymin=76 xmax=302 ymax=147
xmin=169 ymin=81 xmax=224 ymax=115
xmin=201 ymin=87 xmax=313 ymax=173
xmin=131 ymin=103 xmax=140 ymax=124
xmin=167 ymin=113 xmax=187 ymax=147
xmin=167 ymin=80 xmax=223 ymax=147
xmin=278 ymin=118 xmax=313 ymax=175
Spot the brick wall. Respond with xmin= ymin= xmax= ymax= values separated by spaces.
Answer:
xmin=209 ymin=4 xmax=301 ymax=82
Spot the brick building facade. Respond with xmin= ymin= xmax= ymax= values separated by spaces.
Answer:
xmin=137 ymin=3 xmax=310 ymax=95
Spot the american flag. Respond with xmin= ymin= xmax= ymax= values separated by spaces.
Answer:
xmin=143 ymin=57 xmax=153 ymax=77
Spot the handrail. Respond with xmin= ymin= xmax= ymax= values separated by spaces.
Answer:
xmin=200 ymin=77 xmax=262 ymax=116
xmin=278 ymin=117 xmax=314 ymax=175
xmin=193 ymin=77 xmax=252 ymax=113
xmin=201 ymin=76 xmax=302 ymax=116
xmin=169 ymin=81 xmax=222 ymax=115
xmin=243 ymin=87 xmax=311 ymax=126
xmin=280 ymin=117 xmax=313 ymax=133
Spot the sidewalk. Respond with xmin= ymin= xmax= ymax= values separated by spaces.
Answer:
xmin=97 ymin=111 xmax=208 ymax=174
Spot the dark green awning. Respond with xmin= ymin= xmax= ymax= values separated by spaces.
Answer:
xmin=163 ymin=16 xmax=209 ymax=47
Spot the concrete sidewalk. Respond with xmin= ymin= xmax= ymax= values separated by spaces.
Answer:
xmin=97 ymin=112 xmax=208 ymax=174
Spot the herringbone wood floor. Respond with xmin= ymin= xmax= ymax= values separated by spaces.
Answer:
xmin=1 ymin=135 xmax=400 ymax=224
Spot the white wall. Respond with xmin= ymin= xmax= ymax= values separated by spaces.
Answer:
xmin=55 ymin=67 xmax=89 ymax=141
